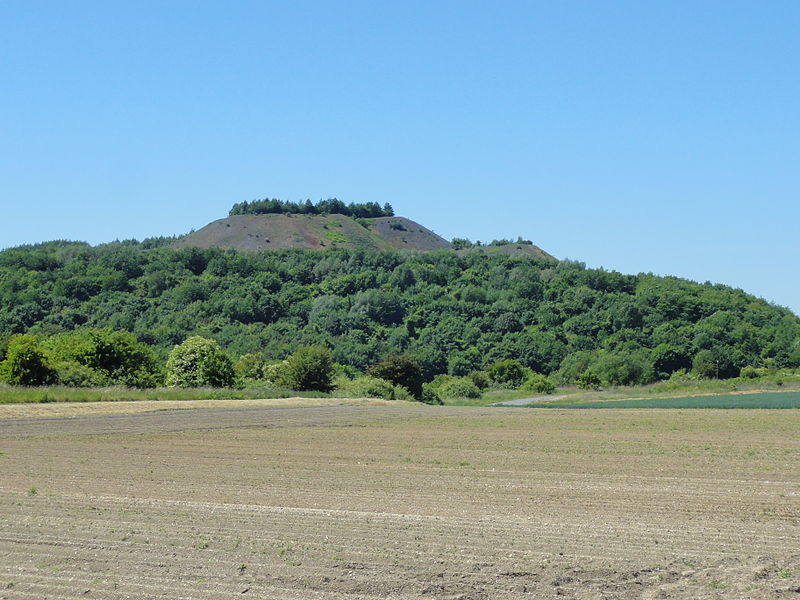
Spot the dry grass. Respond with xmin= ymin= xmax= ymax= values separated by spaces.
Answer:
xmin=0 ymin=396 xmax=407 ymax=419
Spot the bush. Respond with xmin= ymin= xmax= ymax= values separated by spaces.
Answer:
xmin=53 ymin=361 xmax=110 ymax=387
xmin=274 ymin=346 xmax=334 ymax=392
xmin=591 ymin=349 xmax=654 ymax=386
xmin=392 ymin=385 xmax=414 ymax=401
xmin=437 ymin=377 xmax=481 ymax=399
xmin=576 ymin=370 xmax=601 ymax=390
xmin=367 ymin=353 xmax=423 ymax=399
xmin=333 ymin=375 xmax=396 ymax=400
xmin=467 ymin=370 xmax=491 ymax=390
xmin=234 ymin=353 xmax=266 ymax=381
xmin=486 ymin=359 xmax=526 ymax=388
xmin=0 ymin=334 xmax=56 ymax=386
xmin=420 ymin=383 xmax=443 ymax=405
xmin=44 ymin=328 xmax=160 ymax=388
xmin=739 ymin=365 xmax=760 ymax=379
xmin=166 ymin=336 xmax=235 ymax=387
xmin=520 ymin=372 xmax=556 ymax=394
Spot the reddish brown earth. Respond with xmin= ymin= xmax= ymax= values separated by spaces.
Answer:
xmin=1 ymin=403 xmax=798 ymax=599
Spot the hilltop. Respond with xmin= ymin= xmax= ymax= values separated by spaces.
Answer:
xmin=173 ymin=199 xmax=555 ymax=260
xmin=175 ymin=214 xmax=452 ymax=252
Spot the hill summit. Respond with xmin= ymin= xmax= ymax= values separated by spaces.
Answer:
xmin=176 ymin=213 xmax=452 ymax=252
xmin=175 ymin=198 xmax=554 ymax=259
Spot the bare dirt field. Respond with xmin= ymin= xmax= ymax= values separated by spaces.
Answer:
xmin=1 ymin=403 xmax=799 ymax=599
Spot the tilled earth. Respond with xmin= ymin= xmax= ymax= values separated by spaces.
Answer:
xmin=0 ymin=402 xmax=799 ymax=599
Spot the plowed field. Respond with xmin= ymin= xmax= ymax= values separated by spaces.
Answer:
xmin=1 ymin=403 xmax=799 ymax=599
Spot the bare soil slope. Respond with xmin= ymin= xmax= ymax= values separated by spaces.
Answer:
xmin=175 ymin=214 xmax=451 ymax=252
xmin=1 ymin=404 xmax=798 ymax=599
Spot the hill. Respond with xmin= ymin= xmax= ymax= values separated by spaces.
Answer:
xmin=175 ymin=214 xmax=452 ymax=252
xmin=0 ymin=241 xmax=797 ymax=388
xmin=174 ymin=209 xmax=556 ymax=260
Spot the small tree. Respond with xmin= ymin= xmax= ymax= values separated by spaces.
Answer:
xmin=520 ymin=372 xmax=556 ymax=394
xmin=368 ymin=353 xmax=423 ymax=399
xmin=486 ymin=359 xmax=526 ymax=388
xmin=234 ymin=353 xmax=266 ymax=381
xmin=576 ymin=370 xmax=601 ymax=390
xmin=276 ymin=346 xmax=334 ymax=392
xmin=0 ymin=334 xmax=55 ymax=386
xmin=437 ymin=377 xmax=481 ymax=400
xmin=166 ymin=336 xmax=235 ymax=387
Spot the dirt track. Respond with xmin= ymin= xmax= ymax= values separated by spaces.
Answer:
xmin=1 ymin=403 xmax=799 ymax=598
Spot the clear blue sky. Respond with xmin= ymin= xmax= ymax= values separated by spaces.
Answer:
xmin=2 ymin=1 xmax=798 ymax=315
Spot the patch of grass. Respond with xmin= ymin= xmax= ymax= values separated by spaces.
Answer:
xmin=443 ymin=388 xmax=533 ymax=406
xmin=706 ymin=579 xmax=727 ymax=590
xmin=0 ymin=384 xmax=329 ymax=405
xmin=27 ymin=487 xmax=38 ymax=497
xmin=535 ymin=391 xmax=800 ymax=409
xmin=324 ymin=230 xmax=347 ymax=244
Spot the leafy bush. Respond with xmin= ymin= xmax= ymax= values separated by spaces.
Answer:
xmin=437 ymin=377 xmax=481 ymax=399
xmin=43 ymin=328 xmax=160 ymax=388
xmin=520 ymin=373 xmax=556 ymax=394
xmin=274 ymin=346 xmax=334 ymax=392
xmin=421 ymin=383 xmax=443 ymax=405
xmin=0 ymin=334 xmax=55 ymax=386
xmin=234 ymin=353 xmax=266 ymax=381
xmin=739 ymin=365 xmax=760 ymax=379
xmin=166 ymin=336 xmax=235 ymax=387
xmin=53 ymin=361 xmax=110 ymax=387
xmin=486 ymin=359 xmax=526 ymax=388
xmin=467 ymin=370 xmax=491 ymax=390
xmin=368 ymin=353 xmax=423 ymax=399
xmin=576 ymin=370 xmax=601 ymax=390
xmin=591 ymin=349 xmax=654 ymax=386
xmin=333 ymin=375 xmax=396 ymax=400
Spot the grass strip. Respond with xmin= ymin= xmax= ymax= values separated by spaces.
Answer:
xmin=534 ymin=391 xmax=800 ymax=409
xmin=0 ymin=384 xmax=328 ymax=404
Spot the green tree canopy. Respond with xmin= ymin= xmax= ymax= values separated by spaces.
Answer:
xmin=275 ymin=346 xmax=334 ymax=392
xmin=0 ymin=334 xmax=55 ymax=385
xmin=166 ymin=336 xmax=235 ymax=387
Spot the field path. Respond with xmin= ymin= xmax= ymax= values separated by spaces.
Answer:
xmin=1 ymin=403 xmax=799 ymax=598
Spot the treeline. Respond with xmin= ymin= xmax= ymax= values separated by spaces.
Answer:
xmin=0 ymin=240 xmax=798 ymax=393
xmin=451 ymin=236 xmax=535 ymax=250
xmin=229 ymin=198 xmax=394 ymax=218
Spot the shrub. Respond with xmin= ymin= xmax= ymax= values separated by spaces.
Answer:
xmin=520 ymin=373 xmax=556 ymax=394
xmin=166 ymin=336 xmax=235 ymax=387
xmin=739 ymin=365 xmax=760 ymax=379
xmin=274 ymin=346 xmax=334 ymax=392
xmin=591 ymin=349 xmax=654 ymax=386
xmin=392 ymin=385 xmax=414 ymax=401
xmin=576 ymin=370 xmax=601 ymax=390
xmin=421 ymin=383 xmax=443 ymax=405
xmin=44 ymin=328 xmax=160 ymax=388
xmin=367 ymin=353 xmax=423 ymax=399
xmin=437 ymin=377 xmax=481 ymax=399
xmin=234 ymin=353 xmax=266 ymax=381
xmin=486 ymin=359 xmax=526 ymax=388
xmin=54 ymin=361 xmax=110 ymax=387
xmin=0 ymin=334 xmax=56 ymax=386
xmin=467 ymin=370 xmax=491 ymax=390
xmin=334 ymin=375 xmax=396 ymax=400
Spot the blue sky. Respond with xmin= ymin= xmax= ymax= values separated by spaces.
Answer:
xmin=1 ymin=1 xmax=798 ymax=314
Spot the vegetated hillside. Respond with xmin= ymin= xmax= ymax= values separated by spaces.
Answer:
xmin=0 ymin=241 xmax=798 ymax=385
xmin=175 ymin=214 xmax=453 ymax=252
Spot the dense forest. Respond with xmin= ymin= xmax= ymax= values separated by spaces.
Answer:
xmin=229 ymin=198 xmax=395 ymax=218
xmin=0 ymin=240 xmax=798 ymax=391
